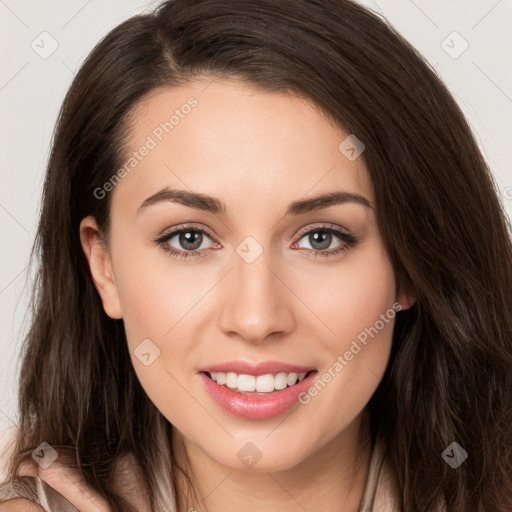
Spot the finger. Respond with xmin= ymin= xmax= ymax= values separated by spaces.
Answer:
xmin=20 ymin=458 xmax=112 ymax=512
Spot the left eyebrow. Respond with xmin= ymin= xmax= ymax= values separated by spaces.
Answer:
xmin=286 ymin=191 xmax=373 ymax=214
xmin=136 ymin=187 xmax=373 ymax=216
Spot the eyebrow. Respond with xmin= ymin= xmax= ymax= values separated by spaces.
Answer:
xmin=136 ymin=187 xmax=373 ymax=216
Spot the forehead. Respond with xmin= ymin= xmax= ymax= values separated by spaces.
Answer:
xmin=111 ymin=78 xmax=373 ymax=217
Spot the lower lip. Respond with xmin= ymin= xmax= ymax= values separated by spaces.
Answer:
xmin=199 ymin=371 xmax=318 ymax=420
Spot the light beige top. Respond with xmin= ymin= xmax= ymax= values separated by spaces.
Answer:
xmin=0 ymin=437 xmax=401 ymax=511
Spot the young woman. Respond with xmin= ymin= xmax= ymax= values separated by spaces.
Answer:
xmin=1 ymin=0 xmax=511 ymax=511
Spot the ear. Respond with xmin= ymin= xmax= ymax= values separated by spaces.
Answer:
xmin=79 ymin=216 xmax=123 ymax=319
xmin=396 ymin=285 xmax=416 ymax=312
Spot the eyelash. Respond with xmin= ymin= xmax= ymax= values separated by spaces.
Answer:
xmin=155 ymin=223 xmax=359 ymax=261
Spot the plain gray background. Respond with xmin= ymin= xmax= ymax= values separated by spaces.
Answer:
xmin=1 ymin=0 xmax=511 ymax=478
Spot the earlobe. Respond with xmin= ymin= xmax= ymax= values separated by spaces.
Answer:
xmin=79 ymin=216 xmax=123 ymax=319
xmin=397 ymin=296 xmax=416 ymax=312
xmin=396 ymin=285 xmax=416 ymax=312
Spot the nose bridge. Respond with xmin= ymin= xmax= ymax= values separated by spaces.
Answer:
xmin=218 ymin=241 xmax=294 ymax=343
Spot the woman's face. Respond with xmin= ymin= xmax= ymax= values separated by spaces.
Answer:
xmin=81 ymin=78 xmax=411 ymax=472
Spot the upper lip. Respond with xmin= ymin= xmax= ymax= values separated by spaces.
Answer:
xmin=198 ymin=360 xmax=315 ymax=376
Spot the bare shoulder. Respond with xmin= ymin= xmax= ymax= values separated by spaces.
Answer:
xmin=0 ymin=498 xmax=45 ymax=511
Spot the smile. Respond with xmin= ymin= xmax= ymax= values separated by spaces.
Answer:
xmin=207 ymin=371 xmax=310 ymax=394
xmin=199 ymin=365 xmax=318 ymax=420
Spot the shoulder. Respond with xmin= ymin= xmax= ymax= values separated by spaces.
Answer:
xmin=360 ymin=439 xmax=447 ymax=512
xmin=0 ymin=498 xmax=45 ymax=511
xmin=359 ymin=437 xmax=401 ymax=512
xmin=0 ymin=474 xmax=79 ymax=512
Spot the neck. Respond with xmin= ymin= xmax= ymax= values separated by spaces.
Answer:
xmin=171 ymin=411 xmax=373 ymax=512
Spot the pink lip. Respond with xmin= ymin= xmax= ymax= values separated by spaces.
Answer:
xmin=198 ymin=369 xmax=318 ymax=420
xmin=198 ymin=360 xmax=314 ymax=376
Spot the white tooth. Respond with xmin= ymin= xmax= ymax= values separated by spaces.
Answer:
xmin=237 ymin=374 xmax=256 ymax=392
xmin=225 ymin=372 xmax=238 ymax=389
xmin=286 ymin=372 xmax=298 ymax=386
xmin=274 ymin=372 xmax=288 ymax=390
xmin=255 ymin=374 xmax=275 ymax=393
xmin=215 ymin=371 xmax=308 ymax=392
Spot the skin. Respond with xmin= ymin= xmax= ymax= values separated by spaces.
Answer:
xmin=18 ymin=78 xmax=413 ymax=511
xmin=0 ymin=499 xmax=43 ymax=511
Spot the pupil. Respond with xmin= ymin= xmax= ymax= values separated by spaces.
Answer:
xmin=310 ymin=230 xmax=331 ymax=250
xmin=180 ymin=230 xmax=202 ymax=250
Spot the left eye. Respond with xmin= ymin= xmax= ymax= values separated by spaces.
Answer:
xmin=294 ymin=228 xmax=351 ymax=252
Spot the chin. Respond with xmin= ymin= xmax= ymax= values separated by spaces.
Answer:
xmin=202 ymin=432 xmax=316 ymax=473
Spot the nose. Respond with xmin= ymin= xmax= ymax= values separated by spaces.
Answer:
xmin=218 ymin=248 xmax=295 ymax=345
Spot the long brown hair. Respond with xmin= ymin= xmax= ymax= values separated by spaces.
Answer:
xmin=7 ymin=1 xmax=512 ymax=510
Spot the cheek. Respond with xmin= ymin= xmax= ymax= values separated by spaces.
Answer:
xmin=109 ymin=236 xmax=203 ymax=341
xmin=108 ymin=234 xmax=216 ymax=406
xmin=291 ymin=238 xmax=397 ymax=349
xmin=108 ymin=239 xmax=211 ymax=427
xmin=111 ymin=223 xmax=397 ymax=370
xmin=289 ymin=241 xmax=398 ymax=434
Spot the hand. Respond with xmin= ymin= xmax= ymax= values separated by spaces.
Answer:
xmin=18 ymin=458 xmax=112 ymax=512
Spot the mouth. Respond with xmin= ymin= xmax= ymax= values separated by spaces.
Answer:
xmin=198 ymin=366 xmax=318 ymax=420
xmin=203 ymin=370 xmax=315 ymax=394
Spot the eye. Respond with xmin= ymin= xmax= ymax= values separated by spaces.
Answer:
xmin=156 ymin=224 xmax=219 ymax=260
xmin=155 ymin=223 xmax=359 ymax=261
xmin=292 ymin=224 xmax=359 ymax=258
